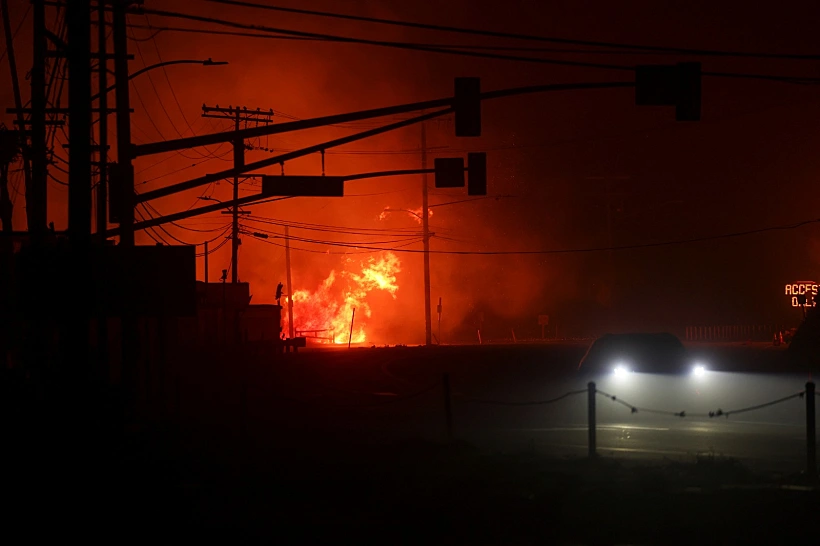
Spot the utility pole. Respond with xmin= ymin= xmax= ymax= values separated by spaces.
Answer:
xmin=437 ymin=296 xmax=442 ymax=345
xmin=421 ymin=118 xmax=432 ymax=346
xmin=201 ymin=105 xmax=274 ymax=283
xmin=112 ymin=0 xmax=138 ymax=418
xmin=95 ymin=0 xmax=109 ymax=382
xmin=30 ymin=0 xmax=47 ymax=239
xmin=64 ymin=0 xmax=92 ymax=421
xmin=113 ymin=0 xmax=134 ymax=246
xmin=95 ymin=1 xmax=108 ymax=242
xmin=284 ymin=225 xmax=294 ymax=339
xmin=1 ymin=0 xmax=32 ymax=232
xmin=232 ymin=109 xmax=241 ymax=284
xmin=67 ymin=0 xmax=91 ymax=242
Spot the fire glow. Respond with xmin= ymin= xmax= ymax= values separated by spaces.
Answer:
xmin=378 ymin=206 xmax=433 ymax=225
xmin=290 ymin=252 xmax=401 ymax=344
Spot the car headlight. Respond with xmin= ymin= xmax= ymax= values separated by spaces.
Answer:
xmin=692 ymin=364 xmax=706 ymax=378
xmin=613 ymin=364 xmax=631 ymax=377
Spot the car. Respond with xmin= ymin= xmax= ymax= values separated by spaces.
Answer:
xmin=578 ymin=332 xmax=706 ymax=378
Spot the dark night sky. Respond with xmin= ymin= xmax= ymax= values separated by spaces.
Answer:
xmin=3 ymin=0 xmax=820 ymax=341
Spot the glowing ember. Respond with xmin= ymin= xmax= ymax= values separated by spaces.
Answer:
xmin=290 ymin=252 xmax=401 ymax=344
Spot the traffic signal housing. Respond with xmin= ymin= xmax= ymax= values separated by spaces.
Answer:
xmin=635 ymin=62 xmax=701 ymax=121
xmin=454 ymin=77 xmax=481 ymax=137
xmin=434 ymin=157 xmax=465 ymax=188
xmin=467 ymin=152 xmax=487 ymax=196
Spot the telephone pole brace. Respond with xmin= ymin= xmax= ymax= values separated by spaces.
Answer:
xmin=201 ymin=105 xmax=274 ymax=284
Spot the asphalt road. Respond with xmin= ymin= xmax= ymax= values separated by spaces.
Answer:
xmin=170 ymin=341 xmax=815 ymax=475
xmin=9 ymin=340 xmax=818 ymax=543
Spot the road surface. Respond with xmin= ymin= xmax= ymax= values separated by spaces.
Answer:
xmin=171 ymin=342 xmax=815 ymax=475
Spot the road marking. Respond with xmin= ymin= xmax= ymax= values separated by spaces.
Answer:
xmin=511 ymin=425 xmax=671 ymax=432
xmin=542 ymin=444 xmax=689 ymax=456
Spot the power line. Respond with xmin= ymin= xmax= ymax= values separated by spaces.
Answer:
xmin=244 ymin=214 xmax=424 ymax=236
xmin=141 ymin=8 xmax=820 ymax=85
xmin=241 ymin=228 xmax=424 ymax=255
xmin=0 ymin=3 xmax=31 ymax=64
xmin=243 ymin=222 xmax=424 ymax=246
xmin=247 ymin=215 xmax=820 ymax=255
xmin=142 ymin=7 xmax=633 ymax=72
xmin=203 ymin=0 xmax=820 ymax=62
xmin=138 ymin=202 xmax=192 ymax=245
xmin=428 ymin=196 xmax=513 ymax=208
xmin=124 ymin=23 xmax=688 ymax=54
xmin=143 ymin=13 xmax=231 ymax=160
xmin=130 ymin=34 xmax=229 ymax=161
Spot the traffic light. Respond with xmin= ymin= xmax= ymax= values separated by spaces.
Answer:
xmin=434 ymin=157 xmax=465 ymax=188
xmin=635 ymin=62 xmax=701 ymax=121
xmin=275 ymin=282 xmax=283 ymax=302
xmin=467 ymin=152 xmax=487 ymax=196
xmin=675 ymin=62 xmax=701 ymax=122
xmin=454 ymin=77 xmax=481 ymax=137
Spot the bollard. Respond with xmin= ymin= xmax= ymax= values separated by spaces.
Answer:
xmin=443 ymin=373 xmax=454 ymax=443
xmin=588 ymin=381 xmax=596 ymax=459
xmin=807 ymin=381 xmax=817 ymax=482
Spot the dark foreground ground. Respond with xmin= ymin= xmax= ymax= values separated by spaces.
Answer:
xmin=4 ymin=342 xmax=819 ymax=544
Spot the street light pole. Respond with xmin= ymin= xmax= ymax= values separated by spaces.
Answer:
xmin=90 ymin=59 xmax=228 ymax=102
xmin=421 ymin=118 xmax=432 ymax=346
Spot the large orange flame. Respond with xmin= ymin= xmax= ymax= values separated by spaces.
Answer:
xmin=290 ymin=252 xmax=401 ymax=344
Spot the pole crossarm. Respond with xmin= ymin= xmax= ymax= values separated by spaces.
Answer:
xmin=131 ymin=81 xmax=633 ymax=158
xmin=134 ymin=108 xmax=451 ymax=203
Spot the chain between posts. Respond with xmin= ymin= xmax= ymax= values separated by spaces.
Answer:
xmin=595 ymin=388 xmax=806 ymax=418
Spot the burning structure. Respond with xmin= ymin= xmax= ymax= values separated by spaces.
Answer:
xmin=290 ymin=252 xmax=401 ymax=344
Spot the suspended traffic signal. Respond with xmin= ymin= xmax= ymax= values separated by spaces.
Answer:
xmin=635 ymin=62 xmax=701 ymax=121
xmin=454 ymin=77 xmax=481 ymax=137
xmin=434 ymin=157 xmax=465 ymax=188
xmin=675 ymin=62 xmax=701 ymax=122
xmin=467 ymin=152 xmax=487 ymax=196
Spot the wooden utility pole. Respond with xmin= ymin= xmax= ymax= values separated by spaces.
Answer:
xmin=95 ymin=1 xmax=108 ymax=242
xmin=113 ymin=0 xmax=134 ymax=246
xmin=201 ymin=105 xmax=274 ymax=283
xmin=1 ymin=0 xmax=31 ymax=231
xmin=67 ymin=0 xmax=92 ymax=236
xmin=284 ymin=224 xmax=294 ymax=339
xmin=421 ymin=118 xmax=432 ymax=346
xmin=30 ymin=0 xmax=47 ymax=238
xmin=437 ymin=296 xmax=442 ymax=345
xmin=95 ymin=0 xmax=109 ymax=381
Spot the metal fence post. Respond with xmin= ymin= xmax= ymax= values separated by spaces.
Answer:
xmin=443 ymin=372 xmax=454 ymax=443
xmin=588 ymin=381 xmax=596 ymax=458
xmin=807 ymin=381 xmax=817 ymax=482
